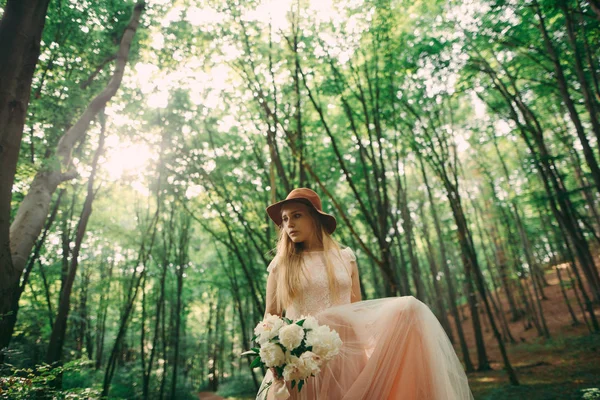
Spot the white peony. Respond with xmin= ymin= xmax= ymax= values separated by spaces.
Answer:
xmin=298 ymin=315 xmax=319 ymax=331
xmin=305 ymin=325 xmax=343 ymax=360
xmin=254 ymin=314 xmax=284 ymax=344
xmin=299 ymin=351 xmax=322 ymax=377
xmin=259 ymin=342 xmax=286 ymax=367
xmin=282 ymin=355 xmax=308 ymax=381
xmin=278 ymin=323 xmax=305 ymax=350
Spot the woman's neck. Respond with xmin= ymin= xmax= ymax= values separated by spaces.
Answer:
xmin=302 ymin=237 xmax=324 ymax=252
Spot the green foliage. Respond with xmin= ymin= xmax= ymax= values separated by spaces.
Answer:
xmin=217 ymin=375 xmax=258 ymax=398
xmin=0 ymin=360 xmax=99 ymax=399
xmin=582 ymin=388 xmax=600 ymax=400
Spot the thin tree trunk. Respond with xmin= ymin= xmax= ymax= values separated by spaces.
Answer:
xmin=471 ymin=203 xmax=516 ymax=343
xmin=95 ymin=256 xmax=113 ymax=370
xmin=419 ymin=156 xmax=474 ymax=372
xmin=446 ymin=179 xmax=517 ymax=382
xmin=560 ymin=0 xmax=600 ymax=147
xmin=417 ymin=198 xmax=455 ymax=343
xmin=46 ymin=116 xmax=105 ymax=383
xmin=399 ymin=178 xmax=426 ymax=300
xmin=103 ymin=206 xmax=160 ymax=397
xmin=566 ymin=262 xmax=592 ymax=331
xmin=555 ymin=265 xmax=580 ymax=326
xmin=170 ymin=215 xmax=190 ymax=399
xmin=533 ymin=0 xmax=600 ymax=193
xmin=477 ymin=51 xmax=600 ymax=302
xmin=589 ymin=0 xmax=600 ymax=21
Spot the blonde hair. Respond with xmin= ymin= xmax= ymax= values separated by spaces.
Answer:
xmin=271 ymin=205 xmax=342 ymax=313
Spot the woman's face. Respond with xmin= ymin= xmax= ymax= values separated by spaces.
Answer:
xmin=281 ymin=202 xmax=317 ymax=245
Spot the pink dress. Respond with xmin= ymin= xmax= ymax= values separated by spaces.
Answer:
xmin=257 ymin=247 xmax=473 ymax=400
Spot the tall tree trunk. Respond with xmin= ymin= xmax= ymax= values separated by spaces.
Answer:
xmin=76 ymin=269 xmax=92 ymax=360
xmin=419 ymin=157 xmax=474 ymax=372
xmin=0 ymin=0 xmax=51 ymax=363
xmin=477 ymin=52 xmax=600 ymax=302
xmin=207 ymin=298 xmax=217 ymax=391
xmin=555 ymin=265 xmax=580 ymax=326
xmin=46 ymin=117 xmax=105 ymax=384
xmin=219 ymin=249 xmax=261 ymax=390
xmin=103 ymin=200 xmax=160 ymax=397
xmin=399 ymin=178 xmax=426 ymax=300
xmin=95 ymin=256 xmax=113 ymax=370
xmin=417 ymin=198 xmax=455 ymax=343
xmin=560 ymin=0 xmax=600 ymax=156
xmin=170 ymin=216 xmax=190 ymax=399
xmin=590 ymin=0 xmax=600 ymax=21
xmin=2 ymin=1 xmax=145 ymax=355
xmin=533 ymin=0 xmax=600 ymax=193
xmin=470 ymin=200 xmax=517 ymax=344
xmin=444 ymin=177 xmax=518 ymax=382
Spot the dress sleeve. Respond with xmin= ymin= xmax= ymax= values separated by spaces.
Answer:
xmin=267 ymin=259 xmax=277 ymax=273
xmin=341 ymin=247 xmax=357 ymax=263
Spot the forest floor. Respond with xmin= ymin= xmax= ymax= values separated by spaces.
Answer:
xmin=456 ymin=263 xmax=600 ymax=399
xmin=198 ymin=392 xmax=226 ymax=400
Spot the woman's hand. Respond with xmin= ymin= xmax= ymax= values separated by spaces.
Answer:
xmin=270 ymin=372 xmax=290 ymax=400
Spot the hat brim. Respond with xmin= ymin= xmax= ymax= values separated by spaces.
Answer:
xmin=266 ymin=198 xmax=337 ymax=234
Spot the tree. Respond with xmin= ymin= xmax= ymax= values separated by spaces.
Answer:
xmin=0 ymin=0 xmax=51 ymax=363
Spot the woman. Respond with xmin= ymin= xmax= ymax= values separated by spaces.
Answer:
xmin=258 ymin=188 xmax=473 ymax=400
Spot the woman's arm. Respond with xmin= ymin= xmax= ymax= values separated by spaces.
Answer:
xmin=350 ymin=259 xmax=362 ymax=303
xmin=264 ymin=269 xmax=282 ymax=317
xmin=264 ymin=269 xmax=284 ymax=384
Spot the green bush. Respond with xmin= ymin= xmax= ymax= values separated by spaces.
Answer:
xmin=582 ymin=388 xmax=600 ymax=400
xmin=0 ymin=360 xmax=101 ymax=399
xmin=217 ymin=374 xmax=258 ymax=399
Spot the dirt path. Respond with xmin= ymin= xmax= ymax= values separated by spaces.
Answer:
xmin=197 ymin=392 xmax=226 ymax=400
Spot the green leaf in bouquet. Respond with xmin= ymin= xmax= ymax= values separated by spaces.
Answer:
xmin=284 ymin=317 xmax=293 ymax=324
xmin=251 ymin=347 xmax=260 ymax=353
xmin=296 ymin=319 xmax=305 ymax=326
xmin=291 ymin=380 xmax=296 ymax=389
xmin=250 ymin=356 xmax=263 ymax=369
xmin=298 ymin=379 xmax=305 ymax=392
xmin=275 ymin=366 xmax=284 ymax=377
xmin=252 ymin=334 xmax=258 ymax=342
xmin=290 ymin=347 xmax=303 ymax=357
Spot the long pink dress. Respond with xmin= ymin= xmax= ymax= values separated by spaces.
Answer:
xmin=257 ymin=247 xmax=473 ymax=400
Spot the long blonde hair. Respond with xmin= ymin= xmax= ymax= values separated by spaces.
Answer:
xmin=271 ymin=205 xmax=342 ymax=313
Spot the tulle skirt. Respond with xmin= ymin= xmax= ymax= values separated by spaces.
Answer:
xmin=257 ymin=296 xmax=473 ymax=400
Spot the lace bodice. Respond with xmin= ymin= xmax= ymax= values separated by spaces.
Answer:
xmin=267 ymin=247 xmax=355 ymax=319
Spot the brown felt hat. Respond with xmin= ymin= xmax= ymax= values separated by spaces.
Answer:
xmin=266 ymin=188 xmax=337 ymax=234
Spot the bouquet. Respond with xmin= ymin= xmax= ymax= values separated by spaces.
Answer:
xmin=242 ymin=313 xmax=343 ymax=399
